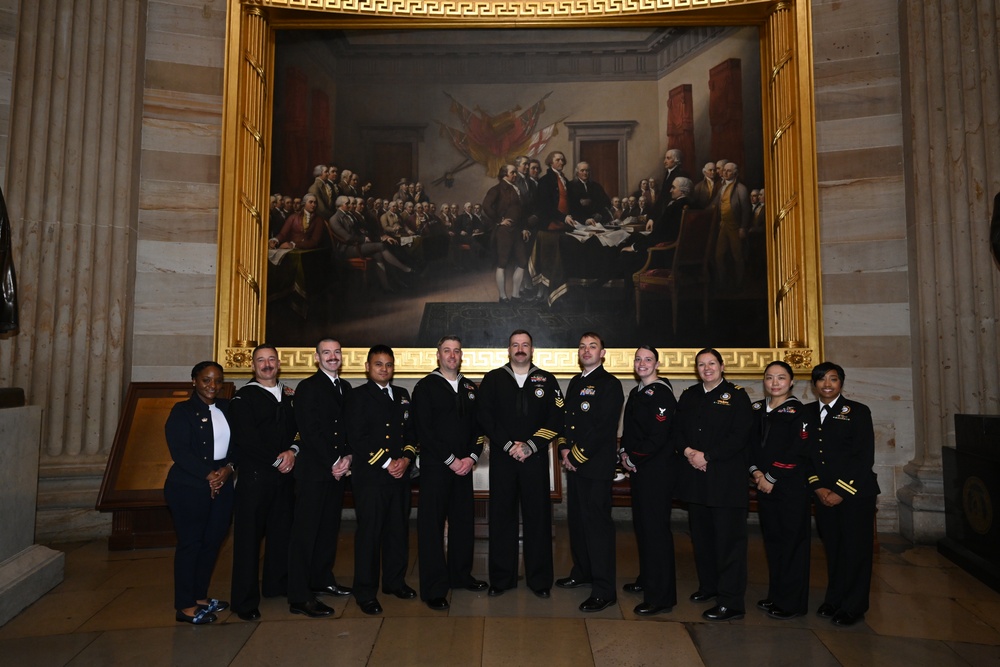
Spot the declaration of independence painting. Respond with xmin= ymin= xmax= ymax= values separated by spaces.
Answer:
xmin=264 ymin=26 xmax=767 ymax=351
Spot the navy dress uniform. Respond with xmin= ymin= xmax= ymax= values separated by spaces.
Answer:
xmin=803 ymin=396 xmax=879 ymax=618
xmin=346 ymin=380 xmax=418 ymax=606
xmin=560 ymin=365 xmax=624 ymax=602
xmin=748 ymin=397 xmax=811 ymax=615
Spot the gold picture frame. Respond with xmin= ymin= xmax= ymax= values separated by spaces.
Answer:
xmin=215 ymin=0 xmax=822 ymax=379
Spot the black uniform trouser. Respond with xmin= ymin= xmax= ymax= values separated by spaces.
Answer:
xmin=630 ymin=457 xmax=677 ymax=608
xmin=815 ymin=496 xmax=875 ymax=615
xmin=688 ymin=503 xmax=748 ymax=611
xmin=287 ymin=477 xmax=346 ymax=604
xmin=566 ymin=474 xmax=617 ymax=600
xmin=758 ymin=482 xmax=811 ymax=614
xmin=488 ymin=455 xmax=553 ymax=591
xmin=352 ymin=479 xmax=410 ymax=604
xmin=230 ymin=469 xmax=294 ymax=613
xmin=417 ymin=467 xmax=476 ymax=600
xmin=164 ymin=477 xmax=233 ymax=611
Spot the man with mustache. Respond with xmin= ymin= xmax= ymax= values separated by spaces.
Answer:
xmin=228 ymin=344 xmax=299 ymax=621
xmin=477 ymin=330 xmax=564 ymax=599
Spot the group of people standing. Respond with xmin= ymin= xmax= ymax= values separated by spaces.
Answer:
xmin=162 ymin=336 xmax=878 ymax=629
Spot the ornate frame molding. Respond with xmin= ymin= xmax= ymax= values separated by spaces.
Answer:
xmin=216 ymin=0 xmax=822 ymax=379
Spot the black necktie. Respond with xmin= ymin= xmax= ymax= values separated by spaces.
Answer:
xmin=333 ymin=378 xmax=341 ymax=395
xmin=821 ymin=404 xmax=829 ymax=422
xmin=382 ymin=387 xmax=391 ymax=400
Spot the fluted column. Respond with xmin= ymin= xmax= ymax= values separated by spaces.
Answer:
xmin=899 ymin=0 xmax=1000 ymax=541
xmin=0 ymin=0 xmax=145 ymax=537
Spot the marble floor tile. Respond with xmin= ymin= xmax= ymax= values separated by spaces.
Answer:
xmin=866 ymin=591 xmax=1000 ymax=644
xmin=76 ymin=583 xmax=178 ymax=632
xmin=587 ymin=618 xmax=704 ymax=667
xmin=0 ymin=632 xmax=99 ymax=666
xmin=689 ymin=622 xmax=841 ymax=667
xmin=68 ymin=624 xmax=255 ymax=667
xmin=483 ymin=617 xmax=594 ymax=667
xmin=0 ymin=587 xmax=124 ymax=639
xmin=954 ymin=597 xmax=1000 ymax=633
xmin=945 ymin=640 xmax=1000 ymax=664
xmin=816 ymin=631 xmax=973 ymax=667
xmin=874 ymin=563 xmax=1000 ymax=601
xmin=898 ymin=545 xmax=960 ymax=569
xmin=448 ymin=584 xmax=623 ymax=620
xmin=367 ymin=616 xmax=484 ymax=665
xmin=230 ymin=617 xmax=380 ymax=666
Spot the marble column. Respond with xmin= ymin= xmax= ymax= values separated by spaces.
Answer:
xmin=898 ymin=0 xmax=1000 ymax=541
xmin=0 ymin=0 xmax=146 ymax=539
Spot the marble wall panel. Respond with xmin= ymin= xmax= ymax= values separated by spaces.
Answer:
xmin=137 ymin=209 xmax=220 ymax=244
xmin=131 ymin=365 xmax=208 ymax=382
xmin=811 ymin=0 xmax=899 ymax=33
xmin=815 ymin=83 xmax=902 ymax=122
xmin=811 ymin=16 xmax=900 ymax=64
xmin=132 ymin=302 xmax=216 ymax=337
xmin=147 ymin=0 xmax=226 ymax=39
xmin=135 ymin=240 xmax=217 ymax=274
xmin=0 ymin=1 xmax=15 ymax=186
xmin=134 ymin=272 xmax=215 ymax=306
xmin=142 ymin=89 xmax=222 ymax=125
xmin=817 ymin=114 xmax=904 ymax=152
xmin=816 ymin=145 xmax=904 ymax=182
xmin=138 ymin=179 xmax=219 ymax=218
xmin=822 ymin=271 xmax=909 ymax=304
xmin=822 ymin=303 xmax=911 ymax=337
xmin=144 ymin=61 xmax=223 ymax=97
xmin=818 ymin=177 xmax=906 ymax=236
xmin=140 ymin=150 xmax=220 ymax=184
xmin=132 ymin=333 xmax=215 ymax=368
xmin=813 ymin=53 xmax=900 ymax=93
xmin=820 ymin=239 xmax=908 ymax=272
xmin=145 ymin=32 xmax=225 ymax=70
xmin=142 ymin=117 xmax=221 ymax=156
xmin=824 ymin=335 xmax=912 ymax=367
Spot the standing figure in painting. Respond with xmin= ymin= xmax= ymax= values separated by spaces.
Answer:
xmin=748 ymin=361 xmax=811 ymax=620
xmin=482 ymin=164 xmax=529 ymax=303
xmin=478 ymin=329 xmax=564 ymax=599
xmin=803 ymin=361 xmax=879 ymax=627
xmin=712 ymin=162 xmax=752 ymax=287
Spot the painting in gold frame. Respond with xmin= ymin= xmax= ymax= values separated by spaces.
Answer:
xmin=215 ymin=0 xmax=822 ymax=380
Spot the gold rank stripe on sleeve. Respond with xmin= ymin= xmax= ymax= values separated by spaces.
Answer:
xmin=808 ymin=475 xmax=820 ymax=484
xmin=571 ymin=444 xmax=588 ymax=463
xmin=836 ymin=479 xmax=858 ymax=495
xmin=534 ymin=428 xmax=558 ymax=440
xmin=403 ymin=444 xmax=417 ymax=456
xmin=368 ymin=448 xmax=387 ymax=465
xmin=476 ymin=436 xmax=485 ymax=445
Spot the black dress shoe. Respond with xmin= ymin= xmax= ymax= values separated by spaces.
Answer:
xmin=426 ymin=597 xmax=450 ymax=610
xmin=289 ymin=600 xmax=334 ymax=617
xmin=532 ymin=588 xmax=551 ymax=599
xmin=633 ymin=602 xmax=672 ymax=616
xmin=767 ymin=606 xmax=803 ymax=620
xmin=176 ymin=608 xmax=217 ymax=625
xmin=488 ymin=586 xmax=506 ymax=597
xmin=236 ymin=608 xmax=261 ymax=621
xmin=359 ymin=599 xmax=383 ymax=615
xmin=555 ymin=577 xmax=591 ymax=589
xmin=313 ymin=584 xmax=353 ymax=597
xmin=579 ymin=597 xmax=616 ymax=612
xmin=622 ymin=582 xmax=644 ymax=594
xmin=689 ymin=591 xmax=717 ymax=603
xmin=816 ymin=602 xmax=838 ymax=619
xmin=756 ymin=598 xmax=774 ymax=612
xmin=702 ymin=605 xmax=745 ymax=621
xmin=831 ymin=610 xmax=864 ymax=626
xmin=465 ymin=579 xmax=489 ymax=592
xmin=383 ymin=584 xmax=417 ymax=599
xmin=202 ymin=598 xmax=229 ymax=613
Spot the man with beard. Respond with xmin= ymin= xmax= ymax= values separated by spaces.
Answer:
xmin=286 ymin=338 xmax=352 ymax=618
xmin=556 ymin=332 xmax=624 ymax=613
xmin=478 ymin=330 xmax=564 ymax=599
xmin=413 ymin=336 xmax=488 ymax=611
xmin=228 ymin=344 xmax=298 ymax=621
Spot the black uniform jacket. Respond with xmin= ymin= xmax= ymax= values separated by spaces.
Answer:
xmin=672 ymin=379 xmax=753 ymax=508
xmin=164 ymin=394 xmax=231 ymax=489
xmin=561 ymin=365 xmax=624 ymax=480
xmin=228 ymin=382 xmax=298 ymax=478
xmin=346 ymin=380 xmax=418 ymax=485
xmin=412 ymin=370 xmax=484 ymax=471
xmin=478 ymin=363 xmax=564 ymax=456
xmin=620 ymin=378 xmax=677 ymax=470
xmin=293 ymin=371 xmax=351 ymax=482
xmin=802 ymin=396 xmax=880 ymax=500
xmin=748 ymin=397 xmax=807 ymax=485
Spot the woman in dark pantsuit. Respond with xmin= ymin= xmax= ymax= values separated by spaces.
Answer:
xmin=164 ymin=361 xmax=234 ymax=625
xmin=748 ymin=360 xmax=811 ymax=619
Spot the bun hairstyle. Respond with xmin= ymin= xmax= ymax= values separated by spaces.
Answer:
xmin=764 ymin=360 xmax=794 ymax=381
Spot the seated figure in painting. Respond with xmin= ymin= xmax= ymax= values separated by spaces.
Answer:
xmin=327 ymin=195 xmax=414 ymax=292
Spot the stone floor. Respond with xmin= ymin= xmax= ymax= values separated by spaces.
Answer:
xmin=2 ymin=521 xmax=999 ymax=666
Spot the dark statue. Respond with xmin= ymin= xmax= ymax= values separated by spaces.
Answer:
xmin=0 ymin=184 xmax=18 ymax=333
